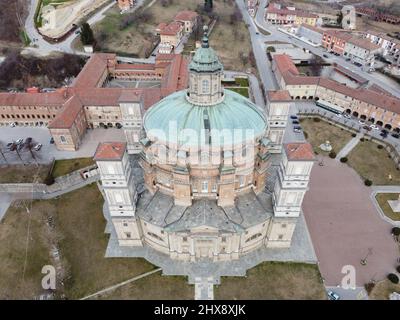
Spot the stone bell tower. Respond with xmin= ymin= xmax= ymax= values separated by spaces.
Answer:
xmin=94 ymin=142 xmax=143 ymax=246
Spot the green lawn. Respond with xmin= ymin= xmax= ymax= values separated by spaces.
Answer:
xmin=226 ymin=87 xmax=249 ymax=98
xmin=215 ymin=262 xmax=326 ymax=300
xmin=375 ymin=193 xmax=400 ymax=221
xmin=51 ymin=157 xmax=95 ymax=178
xmin=299 ymin=118 xmax=353 ymax=155
xmin=347 ymin=140 xmax=400 ymax=185
xmin=235 ymin=77 xmax=249 ymax=87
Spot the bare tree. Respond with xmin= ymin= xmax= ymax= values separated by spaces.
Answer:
xmin=0 ymin=142 xmax=8 ymax=164
xmin=10 ymin=143 xmax=23 ymax=163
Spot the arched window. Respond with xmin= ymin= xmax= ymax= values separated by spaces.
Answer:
xmin=202 ymin=79 xmax=209 ymax=93
xmin=60 ymin=135 xmax=67 ymax=143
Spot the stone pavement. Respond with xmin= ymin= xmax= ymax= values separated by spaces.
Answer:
xmin=325 ymin=286 xmax=369 ymax=300
xmin=335 ymin=133 xmax=363 ymax=160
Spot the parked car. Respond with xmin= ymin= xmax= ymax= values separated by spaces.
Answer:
xmin=323 ymin=54 xmax=329 ymax=58
xmin=292 ymin=120 xmax=300 ymax=125
xmin=335 ymin=113 xmax=342 ymax=118
xmin=290 ymin=115 xmax=298 ymax=120
xmin=33 ymin=143 xmax=42 ymax=151
xmin=363 ymin=125 xmax=372 ymax=131
xmin=391 ymin=133 xmax=400 ymax=139
xmin=369 ymin=124 xmax=379 ymax=130
xmin=15 ymin=138 xmax=24 ymax=145
xmin=327 ymin=290 xmax=340 ymax=300
xmin=50 ymin=137 xmax=55 ymax=144
xmin=6 ymin=142 xmax=14 ymax=149
xmin=293 ymin=126 xmax=302 ymax=133
xmin=10 ymin=122 xmax=17 ymax=127
xmin=343 ymin=113 xmax=351 ymax=119
xmin=380 ymin=130 xmax=388 ymax=138
xmin=358 ymin=120 xmax=365 ymax=125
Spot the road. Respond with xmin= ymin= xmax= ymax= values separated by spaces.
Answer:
xmin=24 ymin=0 xmax=144 ymax=56
xmin=252 ymin=0 xmax=400 ymax=98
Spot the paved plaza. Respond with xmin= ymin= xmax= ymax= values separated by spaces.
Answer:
xmin=303 ymin=158 xmax=399 ymax=286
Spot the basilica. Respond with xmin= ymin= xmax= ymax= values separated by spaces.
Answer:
xmin=94 ymin=28 xmax=315 ymax=262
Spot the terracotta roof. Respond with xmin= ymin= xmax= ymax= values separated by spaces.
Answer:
xmin=273 ymin=54 xmax=299 ymax=76
xmin=48 ymin=95 xmax=83 ymax=129
xmin=346 ymin=36 xmax=381 ymax=51
xmin=267 ymin=90 xmax=291 ymax=101
xmin=284 ymin=143 xmax=315 ymax=161
xmin=94 ymin=142 xmax=126 ymax=161
xmin=71 ymin=54 xmax=110 ymax=88
xmin=174 ymin=10 xmax=198 ymax=22
xmin=300 ymin=23 xmax=324 ymax=34
xmin=158 ymin=21 xmax=183 ymax=36
xmin=77 ymin=88 xmax=143 ymax=106
xmin=0 ymin=91 xmax=66 ymax=106
xmin=118 ymin=90 xmax=142 ymax=103
xmin=323 ymin=30 xmax=353 ymax=41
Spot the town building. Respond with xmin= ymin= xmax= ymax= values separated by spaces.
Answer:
xmin=343 ymin=37 xmax=381 ymax=68
xmin=356 ymin=7 xmax=400 ymax=25
xmin=95 ymin=29 xmax=315 ymax=261
xmin=174 ymin=10 xmax=198 ymax=34
xmin=247 ymin=0 xmax=258 ymax=17
xmin=272 ymin=54 xmax=400 ymax=131
xmin=322 ymin=30 xmax=352 ymax=55
xmin=117 ymin=0 xmax=135 ymax=12
xmin=341 ymin=5 xmax=356 ymax=30
xmin=265 ymin=3 xmax=318 ymax=26
xmin=156 ymin=21 xmax=184 ymax=48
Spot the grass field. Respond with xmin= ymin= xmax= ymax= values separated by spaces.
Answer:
xmin=226 ymin=87 xmax=249 ymax=97
xmin=375 ymin=193 xmax=400 ymax=221
xmin=215 ymin=262 xmax=326 ymax=300
xmin=347 ymin=140 xmax=400 ymax=185
xmin=0 ymin=163 xmax=51 ymax=183
xmin=0 ymin=184 xmax=156 ymax=299
xmin=52 ymin=157 xmax=95 ymax=178
xmin=299 ymin=118 xmax=352 ymax=155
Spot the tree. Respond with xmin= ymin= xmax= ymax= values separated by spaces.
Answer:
xmin=204 ymin=0 xmax=213 ymax=12
xmin=80 ymin=23 xmax=95 ymax=45
xmin=392 ymin=227 xmax=400 ymax=236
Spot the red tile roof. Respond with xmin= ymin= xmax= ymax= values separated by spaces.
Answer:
xmin=174 ymin=10 xmax=198 ymax=22
xmin=267 ymin=90 xmax=292 ymax=101
xmin=71 ymin=54 xmax=109 ymax=88
xmin=284 ymin=143 xmax=315 ymax=161
xmin=273 ymin=54 xmax=299 ymax=76
xmin=94 ymin=142 xmax=126 ymax=161
xmin=48 ymin=95 xmax=83 ymax=129
xmin=0 ymin=91 xmax=67 ymax=106
xmin=158 ymin=21 xmax=183 ymax=36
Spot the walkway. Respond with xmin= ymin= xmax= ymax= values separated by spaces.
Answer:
xmin=335 ymin=133 xmax=363 ymax=160
xmin=195 ymin=277 xmax=214 ymax=300
xmin=80 ymin=268 xmax=162 ymax=300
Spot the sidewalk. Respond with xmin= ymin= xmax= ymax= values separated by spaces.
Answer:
xmin=336 ymin=133 xmax=363 ymax=160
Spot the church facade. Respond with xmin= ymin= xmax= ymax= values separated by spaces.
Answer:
xmin=94 ymin=28 xmax=315 ymax=262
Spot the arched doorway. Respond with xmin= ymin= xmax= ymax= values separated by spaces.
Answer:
xmin=352 ymin=111 xmax=359 ymax=117
xmin=302 ymin=96 xmax=307 ymax=99
xmin=315 ymin=97 xmax=320 ymax=101
xmin=295 ymin=96 xmax=300 ymax=100
xmin=394 ymin=128 xmax=400 ymax=133
xmin=345 ymin=109 xmax=351 ymax=114
xmin=308 ymin=96 xmax=313 ymax=100
xmin=368 ymin=118 xmax=375 ymax=123
xmin=360 ymin=115 xmax=367 ymax=120
xmin=376 ymin=120 xmax=383 ymax=126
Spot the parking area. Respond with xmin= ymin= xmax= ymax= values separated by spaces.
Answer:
xmin=303 ymin=157 xmax=399 ymax=286
xmin=0 ymin=127 xmax=125 ymax=164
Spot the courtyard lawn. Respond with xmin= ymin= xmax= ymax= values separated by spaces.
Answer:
xmin=299 ymin=118 xmax=353 ymax=155
xmin=369 ymin=279 xmax=400 ymax=300
xmin=0 ymin=184 xmax=156 ymax=299
xmin=375 ymin=193 xmax=400 ymax=221
xmin=347 ymin=140 xmax=400 ymax=185
xmin=0 ymin=163 xmax=51 ymax=183
xmin=215 ymin=262 xmax=326 ymax=300
xmin=51 ymin=157 xmax=95 ymax=178
xmin=226 ymin=87 xmax=249 ymax=98
xmin=94 ymin=274 xmax=194 ymax=300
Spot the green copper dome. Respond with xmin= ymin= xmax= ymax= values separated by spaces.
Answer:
xmin=143 ymin=90 xmax=267 ymax=147
xmin=188 ymin=26 xmax=223 ymax=73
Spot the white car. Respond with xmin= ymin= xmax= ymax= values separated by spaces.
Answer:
xmin=15 ymin=138 xmax=24 ymax=145
xmin=343 ymin=113 xmax=351 ymax=119
xmin=369 ymin=124 xmax=379 ymax=130
xmin=358 ymin=120 xmax=365 ymax=125
xmin=327 ymin=290 xmax=340 ymax=300
xmin=33 ymin=143 xmax=42 ymax=151
xmin=335 ymin=113 xmax=342 ymax=118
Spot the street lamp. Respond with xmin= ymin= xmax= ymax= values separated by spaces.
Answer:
xmin=360 ymin=248 xmax=373 ymax=266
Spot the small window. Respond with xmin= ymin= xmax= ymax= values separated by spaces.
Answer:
xmin=123 ymin=223 xmax=128 ymax=227
xmin=60 ymin=135 xmax=67 ymax=144
xmin=278 ymin=234 xmax=284 ymax=240
xmin=125 ymin=232 xmax=132 ymax=238
xmin=183 ymin=237 xmax=188 ymax=242
xmin=282 ymin=224 xmax=287 ymax=228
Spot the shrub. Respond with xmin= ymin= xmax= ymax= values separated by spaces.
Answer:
xmin=303 ymin=131 xmax=308 ymax=139
xmin=392 ymin=227 xmax=400 ymax=236
xmin=313 ymin=117 xmax=320 ymax=122
xmin=387 ymin=273 xmax=399 ymax=284
xmin=377 ymin=144 xmax=384 ymax=149
xmin=340 ymin=157 xmax=348 ymax=163
xmin=364 ymin=179 xmax=373 ymax=186
xmin=364 ymin=282 xmax=375 ymax=294
xmin=360 ymin=137 xmax=365 ymax=142
xmin=351 ymin=133 xmax=357 ymax=137
xmin=44 ymin=174 xmax=55 ymax=186
xmin=329 ymin=151 xmax=336 ymax=158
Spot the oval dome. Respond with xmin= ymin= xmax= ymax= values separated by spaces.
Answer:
xmin=143 ymin=89 xmax=267 ymax=148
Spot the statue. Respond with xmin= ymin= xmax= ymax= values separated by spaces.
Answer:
xmin=319 ymin=140 xmax=333 ymax=152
